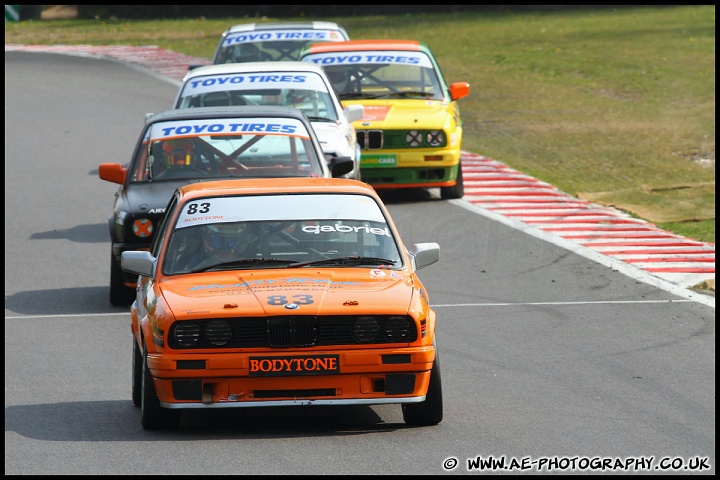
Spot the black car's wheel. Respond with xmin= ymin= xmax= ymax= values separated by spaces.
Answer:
xmin=110 ymin=253 xmax=135 ymax=306
xmin=402 ymin=343 xmax=443 ymax=426
xmin=132 ymin=338 xmax=142 ymax=407
xmin=141 ymin=345 xmax=179 ymax=430
xmin=440 ymin=163 xmax=464 ymax=200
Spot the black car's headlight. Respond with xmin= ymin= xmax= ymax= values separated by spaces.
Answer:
xmin=132 ymin=218 xmax=154 ymax=238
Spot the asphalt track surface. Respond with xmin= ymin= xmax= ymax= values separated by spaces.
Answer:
xmin=5 ymin=43 xmax=715 ymax=309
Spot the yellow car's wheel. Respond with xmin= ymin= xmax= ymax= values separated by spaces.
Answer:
xmin=440 ymin=163 xmax=464 ymax=200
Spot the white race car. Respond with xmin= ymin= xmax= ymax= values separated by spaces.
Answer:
xmin=173 ymin=62 xmax=364 ymax=179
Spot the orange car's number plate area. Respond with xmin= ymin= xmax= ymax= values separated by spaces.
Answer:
xmin=249 ymin=355 xmax=340 ymax=377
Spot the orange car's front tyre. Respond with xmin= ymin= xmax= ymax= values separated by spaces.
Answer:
xmin=132 ymin=339 xmax=142 ymax=407
xmin=402 ymin=344 xmax=443 ymax=426
xmin=141 ymin=345 xmax=180 ymax=430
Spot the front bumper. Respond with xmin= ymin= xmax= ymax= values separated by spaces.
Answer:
xmin=359 ymin=149 xmax=460 ymax=188
xmin=148 ymin=345 xmax=435 ymax=408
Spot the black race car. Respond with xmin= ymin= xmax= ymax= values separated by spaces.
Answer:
xmin=99 ymin=105 xmax=353 ymax=305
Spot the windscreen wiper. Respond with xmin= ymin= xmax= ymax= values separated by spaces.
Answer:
xmin=288 ymin=256 xmax=398 ymax=268
xmin=189 ymin=257 xmax=295 ymax=273
xmin=305 ymin=116 xmax=334 ymax=122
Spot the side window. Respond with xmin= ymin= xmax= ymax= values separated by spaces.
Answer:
xmin=130 ymin=129 xmax=152 ymax=182
xmin=151 ymin=194 xmax=179 ymax=257
xmin=131 ymin=145 xmax=149 ymax=182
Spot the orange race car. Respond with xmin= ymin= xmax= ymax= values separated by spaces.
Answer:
xmin=122 ymin=177 xmax=442 ymax=429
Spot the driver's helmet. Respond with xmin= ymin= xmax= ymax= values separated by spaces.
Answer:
xmin=202 ymin=223 xmax=248 ymax=256
xmin=325 ymin=66 xmax=349 ymax=94
xmin=162 ymin=138 xmax=194 ymax=166
xmin=232 ymin=43 xmax=262 ymax=63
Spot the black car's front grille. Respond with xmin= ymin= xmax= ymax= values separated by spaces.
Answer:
xmin=168 ymin=315 xmax=418 ymax=349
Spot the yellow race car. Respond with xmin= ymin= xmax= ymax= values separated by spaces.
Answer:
xmin=122 ymin=177 xmax=442 ymax=429
xmin=301 ymin=39 xmax=470 ymax=199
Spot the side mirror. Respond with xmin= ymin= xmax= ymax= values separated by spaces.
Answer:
xmin=409 ymin=242 xmax=440 ymax=270
xmin=98 ymin=163 xmax=127 ymax=185
xmin=448 ymin=82 xmax=470 ymax=101
xmin=343 ymin=104 xmax=364 ymax=123
xmin=328 ymin=156 xmax=355 ymax=178
xmin=121 ymin=251 xmax=156 ymax=278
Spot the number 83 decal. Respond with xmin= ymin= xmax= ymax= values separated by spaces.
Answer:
xmin=267 ymin=294 xmax=314 ymax=306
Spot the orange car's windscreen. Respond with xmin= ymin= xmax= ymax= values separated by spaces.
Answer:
xmin=163 ymin=193 xmax=403 ymax=274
